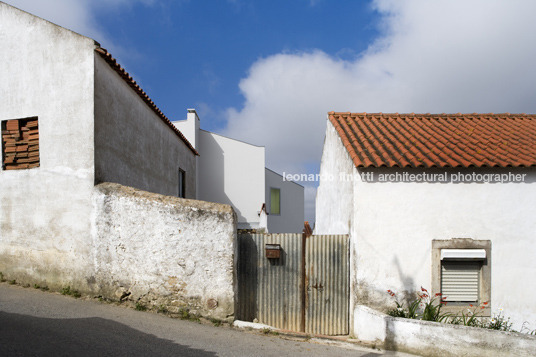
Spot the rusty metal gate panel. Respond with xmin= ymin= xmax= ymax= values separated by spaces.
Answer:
xmin=237 ymin=233 xmax=348 ymax=335
xmin=237 ymin=233 xmax=303 ymax=331
xmin=305 ymin=234 xmax=349 ymax=335
xmin=237 ymin=233 xmax=259 ymax=322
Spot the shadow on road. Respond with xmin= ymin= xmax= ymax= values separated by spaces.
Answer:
xmin=0 ymin=311 xmax=216 ymax=356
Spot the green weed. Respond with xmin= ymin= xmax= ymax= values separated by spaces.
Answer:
xmin=61 ymin=286 xmax=81 ymax=298
xmin=177 ymin=308 xmax=200 ymax=322
xmin=135 ymin=302 xmax=147 ymax=311
xmin=210 ymin=317 xmax=222 ymax=327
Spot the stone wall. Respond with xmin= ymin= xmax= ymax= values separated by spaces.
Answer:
xmin=93 ymin=183 xmax=237 ymax=320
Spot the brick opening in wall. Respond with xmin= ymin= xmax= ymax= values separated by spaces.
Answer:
xmin=1 ymin=117 xmax=40 ymax=170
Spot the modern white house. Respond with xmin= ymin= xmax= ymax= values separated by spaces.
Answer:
xmin=173 ymin=110 xmax=304 ymax=233
xmin=315 ymin=111 xmax=536 ymax=330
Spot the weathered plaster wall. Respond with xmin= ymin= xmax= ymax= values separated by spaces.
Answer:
xmin=94 ymin=55 xmax=196 ymax=199
xmin=93 ymin=183 xmax=237 ymax=320
xmin=0 ymin=3 xmax=97 ymax=289
xmin=354 ymin=305 xmax=536 ymax=357
xmin=316 ymin=117 xmax=536 ymax=331
xmin=352 ymin=167 xmax=536 ymax=329
xmin=265 ymin=168 xmax=304 ymax=233
xmin=314 ymin=119 xmax=358 ymax=329
xmin=314 ymin=119 xmax=355 ymax=235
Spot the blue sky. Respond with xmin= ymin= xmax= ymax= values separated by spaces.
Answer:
xmin=6 ymin=0 xmax=536 ymax=224
xmin=93 ymin=0 xmax=380 ymax=131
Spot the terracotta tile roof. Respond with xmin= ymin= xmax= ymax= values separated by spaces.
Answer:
xmin=95 ymin=47 xmax=198 ymax=156
xmin=328 ymin=112 xmax=536 ymax=168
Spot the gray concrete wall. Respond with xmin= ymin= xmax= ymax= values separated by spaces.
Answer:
xmin=93 ymin=183 xmax=237 ymax=320
xmin=94 ymin=55 xmax=196 ymax=199
xmin=0 ymin=2 xmax=97 ymax=290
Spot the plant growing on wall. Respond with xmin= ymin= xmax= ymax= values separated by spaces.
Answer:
xmin=386 ymin=288 xmax=534 ymax=334
xmin=419 ymin=287 xmax=450 ymax=322
xmin=387 ymin=287 xmax=449 ymax=322
xmin=486 ymin=308 xmax=513 ymax=331
xmin=386 ymin=289 xmax=419 ymax=319
xmin=450 ymin=302 xmax=488 ymax=327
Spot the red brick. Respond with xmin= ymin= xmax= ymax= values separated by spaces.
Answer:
xmin=5 ymin=163 xmax=28 ymax=170
xmin=3 ymin=156 xmax=14 ymax=164
xmin=26 ymin=120 xmax=38 ymax=128
xmin=6 ymin=120 xmax=19 ymax=130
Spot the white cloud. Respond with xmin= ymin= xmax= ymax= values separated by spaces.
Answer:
xmin=222 ymin=0 xmax=536 ymax=222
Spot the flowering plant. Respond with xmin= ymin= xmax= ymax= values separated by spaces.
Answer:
xmin=386 ymin=289 xmax=419 ymax=319
xmin=387 ymin=287 xmax=448 ymax=321
xmin=486 ymin=308 xmax=513 ymax=331
xmin=450 ymin=301 xmax=488 ymax=327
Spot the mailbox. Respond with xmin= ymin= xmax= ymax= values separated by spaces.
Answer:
xmin=265 ymin=244 xmax=281 ymax=259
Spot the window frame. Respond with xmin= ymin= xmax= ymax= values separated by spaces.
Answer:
xmin=269 ymin=187 xmax=281 ymax=216
xmin=431 ymin=238 xmax=491 ymax=316
xmin=178 ymin=168 xmax=186 ymax=198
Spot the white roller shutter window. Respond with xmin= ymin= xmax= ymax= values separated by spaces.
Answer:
xmin=441 ymin=261 xmax=480 ymax=302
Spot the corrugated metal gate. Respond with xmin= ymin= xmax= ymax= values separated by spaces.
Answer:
xmin=237 ymin=233 xmax=349 ymax=335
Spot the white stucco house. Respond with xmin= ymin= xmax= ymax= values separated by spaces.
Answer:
xmin=0 ymin=2 xmax=236 ymax=318
xmin=315 ymin=111 xmax=536 ymax=330
xmin=173 ymin=110 xmax=304 ymax=233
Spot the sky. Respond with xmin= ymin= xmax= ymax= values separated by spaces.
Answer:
xmin=6 ymin=0 xmax=536 ymax=224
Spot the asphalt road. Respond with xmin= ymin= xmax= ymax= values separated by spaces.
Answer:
xmin=0 ymin=283 xmax=411 ymax=357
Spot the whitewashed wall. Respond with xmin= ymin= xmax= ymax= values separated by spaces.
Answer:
xmin=316 ymin=119 xmax=536 ymax=331
xmin=354 ymin=305 xmax=536 ymax=357
xmin=265 ymin=168 xmax=304 ymax=233
xmin=352 ymin=166 xmax=536 ymax=330
xmin=93 ymin=183 xmax=237 ymax=319
xmin=0 ymin=4 xmax=236 ymax=319
xmin=94 ymin=55 xmax=196 ymax=199
xmin=314 ymin=120 xmax=355 ymax=235
xmin=0 ymin=3 xmax=97 ymax=290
